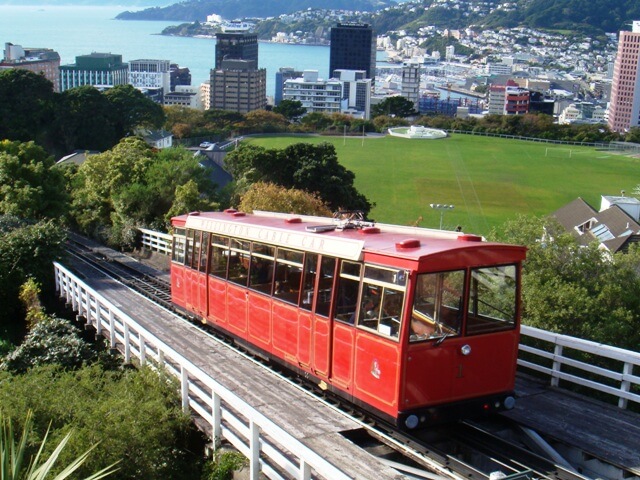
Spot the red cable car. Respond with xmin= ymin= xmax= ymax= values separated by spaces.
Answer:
xmin=170 ymin=210 xmax=526 ymax=430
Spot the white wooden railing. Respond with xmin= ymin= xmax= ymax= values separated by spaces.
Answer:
xmin=139 ymin=228 xmax=172 ymax=255
xmin=518 ymin=326 xmax=640 ymax=409
xmin=54 ymin=262 xmax=351 ymax=480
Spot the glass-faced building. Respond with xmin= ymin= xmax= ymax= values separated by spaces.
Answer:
xmin=329 ymin=23 xmax=376 ymax=79
xmin=59 ymin=53 xmax=128 ymax=91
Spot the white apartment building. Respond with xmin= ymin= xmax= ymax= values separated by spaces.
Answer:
xmin=333 ymin=69 xmax=371 ymax=119
xmin=128 ymin=59 xmax=171 ymax=94
xmin=283 ymin=70 xmax=342 ymax=115
xmin=163 ymin=85 xmax=203 ymax=110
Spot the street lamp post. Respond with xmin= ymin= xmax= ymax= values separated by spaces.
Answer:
xmin=430 ymin=203 xmax=455 ymax=230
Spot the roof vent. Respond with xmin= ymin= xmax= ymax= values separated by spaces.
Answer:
xmin=285 ymin=217 xmax=302 ymax=224
xmin=360 ymin=226 xmax=380 ymax=234
xmin=396 ymin=238 xmax=421 ymax=249
xmin=224 ymin=208 xmax=237 ymax=214
xmin=232 ymin=211 xmax=246 ymax=217
xmin=188 ymin=211 xmax=200 ymax=216
xmin=457 ymin=234 xmax=482 ymax=242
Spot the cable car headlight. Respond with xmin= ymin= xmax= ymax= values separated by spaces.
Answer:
xmin=405 ymin=415 xmax=419 ymax=429
xmin=460 ymin=344 xmax=472 ymax=356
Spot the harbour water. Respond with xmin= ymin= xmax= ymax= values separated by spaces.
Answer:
xmin=0 ymin=5 xmax=333 ymax=97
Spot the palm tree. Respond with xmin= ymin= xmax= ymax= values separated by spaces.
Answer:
xmin=0 ymin=410 xmax=119 ymax=480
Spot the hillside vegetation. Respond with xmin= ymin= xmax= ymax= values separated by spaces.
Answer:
xmin=116 ymin=0 xmax=393 ymax=22
xmin=130 ymin=0 xmax=640 ymax=39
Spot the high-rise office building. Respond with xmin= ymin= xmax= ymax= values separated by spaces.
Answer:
xmin=401 ymin=60 xmax=421 ymax=112
xmin=210 ymin=59 xmax=266 ymax=113
xmin=59 ymin=53 xmax=128 ymax=92
xmin=608 ymin=21 xmax=640 ymax=133
xmin=2 ymin=43 xmax=61 ymax=92
xmin=215 ymin=31 xmax=258 ymax=69
xmin=329 ymin=23 xmax=376 ymax=79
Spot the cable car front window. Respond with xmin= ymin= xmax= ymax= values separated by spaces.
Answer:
xmin=410 ymin=270 xmax=464 ymax=343
xmin=466 ymin=265 xmax=517 ymax=335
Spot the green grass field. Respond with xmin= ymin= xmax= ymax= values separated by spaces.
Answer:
xmin=245 ymin=134 xmax=640 ymax=236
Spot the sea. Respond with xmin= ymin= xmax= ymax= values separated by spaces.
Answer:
xmin=0 ymin=4 xmax=340 ymax=98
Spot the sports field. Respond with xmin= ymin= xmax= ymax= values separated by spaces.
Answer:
xmin=245 ymin=133 xmax=640 ymax=236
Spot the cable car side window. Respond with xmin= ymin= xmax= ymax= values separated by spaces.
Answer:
xmin=357 ymin=265 xmax=407 ymax=340
xmin=300 ymin=254 xmax=318 ymax=311
xmin=228 ymin=239 xmax=250 ymax=286
xmin=334 ymin=261 xmax=361 ymax=324
xmin=315 ymin=257 xmax=337 ymax=318
xmin=198 ymin=232 xmax=210 ymax=273
xmin=249 ymin=242 xmax=275 ymax=294
xmin=410 ymin=270 xmax=465 ymax=342
xmin=209 ymin=235 xmax=229 ymax=279
xmin=184 ymin=229 xmax=196 ymax=268
xmin=273 ymin=248 xmax=303 ymax=305
xmin=171 ymin=229 xmax=186 ymax=264
xmin=466 ymin=265 xmax=517 ymax=335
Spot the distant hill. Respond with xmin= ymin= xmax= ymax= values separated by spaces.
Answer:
xmin=481 ymin=0 xmax=640 ymax=34
xmin=360 ymin=0 xmax=640 ymax=38
xmin=116 ymin=0 xmax=394 ymax=22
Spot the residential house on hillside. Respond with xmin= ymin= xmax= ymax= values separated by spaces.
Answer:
xmin=552 ymin=196 xmax=640 ymax=253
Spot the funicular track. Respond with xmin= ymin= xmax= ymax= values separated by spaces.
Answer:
xmin=63 ymin=236 xmax=592 ymax=480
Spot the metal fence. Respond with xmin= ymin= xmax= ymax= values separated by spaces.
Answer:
xmin=54 ymin=262 xmax=351 ymax=480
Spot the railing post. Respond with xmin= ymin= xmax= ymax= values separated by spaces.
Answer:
xmin=109 ymin=310 xmax=116 ymax=348
xmin=211 ymin=391 xmax=221 ymax=447
xmin=85 ymin=288 xmax=91 ymax=323
xmin=71 ymin=280 xmax=78 ymax=311
xmin=250 ymin=420 xmax=260 ymax=480
xmin=158 ymin=349 xmax=165 ymax=367
xmin=139 ymin=333 xmax=146 ymax=366
xmin=124 ymin=323 xmax=131 ymax=363
xmin=551 ymin=344 xmax=563 ymax=387
xmin=181 ymin=366 xmax=189 ymax=413
xmin=299 ymin=459 xmax=311 ymax=480
xmin=95 ymin=300 xmax=102 ymax=335
xmin=619 ymin=362 xmax=633 ymax=409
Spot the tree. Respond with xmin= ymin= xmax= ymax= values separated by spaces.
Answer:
xmin=70 ymin=137 xmax=155 ymax=235
xmin=0 ymin=410 xmax=118 ymax=480
xmin=0 ymin=69 xmax=56 ymax=145
xmin=54 ymin=85 xmax=117 ymax=152
xmin=238 ymin=110 xmax=289 ymax=133
xmin=238 ymin=182 xmax=331 ymax=216
xmin=104 ymin=84 xmax=165 ymax=139
xmin=0 ymin=365 xmax=203 ymax=479
xmin=1 ymin=316 xmax=98 ymax=373
xmin=0 ymin=217 xmax=66 ymax=340
xmin=0 ymin=140 xmax=69 ymax=220
xmin=165 ymin=179 xmax=219 ymax=224
xmin=225 ymin=142 xmax=373 ymax=215
xmin=372 ymin=115 xmax=409 ymax=132
xmin=490 ymin=214 xmax=640 ymax=349
xmin=272 ymin=100 xmax=306 ymax=120
xmin=299 ymin=112 xmax=333 ymax=132
xmin=371 ymin=96 xmax=417 ymax=118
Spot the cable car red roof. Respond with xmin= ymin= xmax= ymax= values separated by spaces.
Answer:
xmin=174 ymin=210 xmax=526 ymax=263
